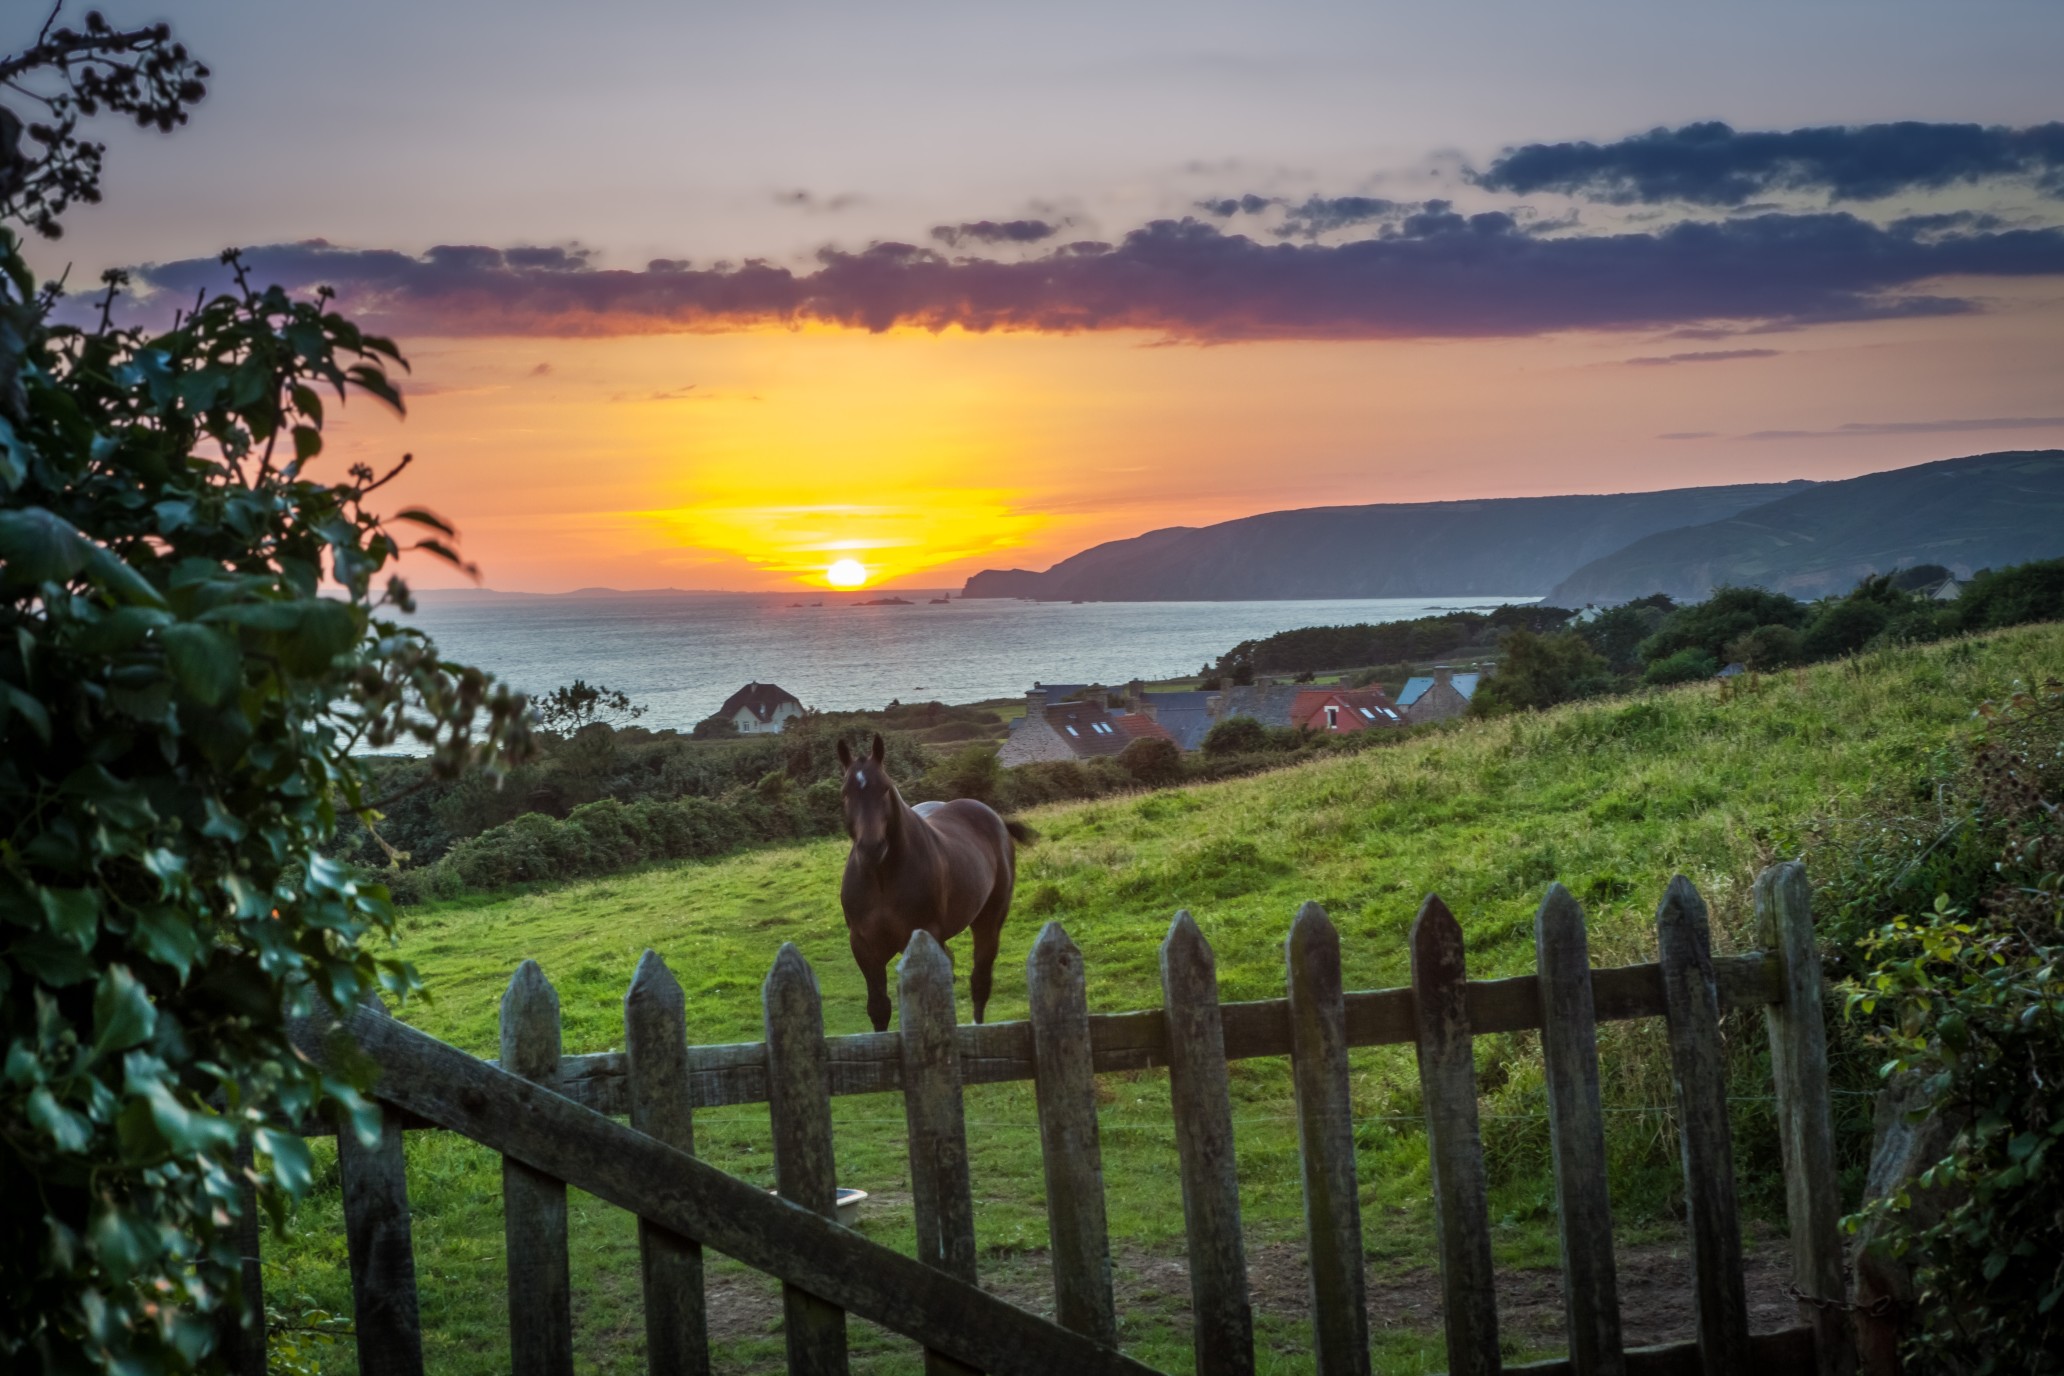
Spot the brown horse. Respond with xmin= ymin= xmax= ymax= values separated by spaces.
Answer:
xmin=836 ymin=734 xmax=1030 ymax=1031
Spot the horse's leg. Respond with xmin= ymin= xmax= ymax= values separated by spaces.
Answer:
xmin=851 ymin=930 xmax=893 ymax=1032
xmin=968 ymin=904 xmax=1006 ymax=1024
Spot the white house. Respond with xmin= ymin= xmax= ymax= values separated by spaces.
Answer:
xmin=718 ymin=682 xmax=805 ymax=735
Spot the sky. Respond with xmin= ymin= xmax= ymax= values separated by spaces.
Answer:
xmin=19 ymin=0 xmax=2064 ymax=591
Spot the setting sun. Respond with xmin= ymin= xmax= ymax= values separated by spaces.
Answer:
xmin=826 ymin=558 xmax=869 ymax=588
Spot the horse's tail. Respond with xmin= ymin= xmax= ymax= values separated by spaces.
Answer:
xmin=1004 ymin=818 xmax=1038 ymax=847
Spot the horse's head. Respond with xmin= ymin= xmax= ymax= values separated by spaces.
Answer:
xmin=836 ymin=733 xmax=897 ymax=864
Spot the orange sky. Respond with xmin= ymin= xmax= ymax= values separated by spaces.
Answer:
xmin=330 ymin=282 xmax=2064 ymax=592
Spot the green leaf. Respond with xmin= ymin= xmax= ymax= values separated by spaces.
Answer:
xmin=394 ymin=507 xmax=456 ymax=536
xmin=93 ymin=966 xmax=157 ymax=1055
xmin=256 ymin=1126 xmax=314 ymax=1195
xmin=0 ymin=682 xmax=52 ymax=743
xmin=291 ymin=425 xmax=322 ymax=462
xmin=161 ymin=622 xmax=241 ymax=706
xmin=132 ymin=906 xmax=202 ymax=979
xmin=0 ymin=507 xmax=88 ymax=585
xmin=276 ymin=598 xmax=357 ymax=675
xmin=27 ymin=1087 xmax=92 ymax=1152
xmin=81 ymin=544 xmax=169 ymax=609
xmin=39 ymin=887 xmax=101 ymax=948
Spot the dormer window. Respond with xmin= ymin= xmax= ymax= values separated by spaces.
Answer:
xmin=1325 ymin=705 xmax=1339 ymax=728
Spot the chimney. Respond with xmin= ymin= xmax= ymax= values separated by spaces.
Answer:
xmin=1126 ymin=678 xmax=1145 ymax=710
xmin=1433 ymin=665 xmax=1453 ymax=688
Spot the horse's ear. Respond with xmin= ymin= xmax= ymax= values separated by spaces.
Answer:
xmin=836 ymin=738 xmax=852 ymax=768
xmin=871 ymin=732 xmax=885 ymax=764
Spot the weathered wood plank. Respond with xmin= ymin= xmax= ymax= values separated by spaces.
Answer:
xmin=1504 ymin=1324 xmax=1818 ymax=1376
xmin=337 ymin=1001 xmax=425 ymax=1376
xmin=1026 ymin=923 xmax=1118 ymax=1347
xmin=1412 ymin=894 xmax=1500 ymax=1376
xmin=901 ymin=932 xmax=982 ymax=1376
xmin=291 ymin=1008 xmax=1159 ymax=1376
xmin=764 ymin=944 xmax=850 ymax=1376
xmin=1161 ymin=911 xmax=1256 ymax=1376
xmin=1535 ymin=886 xmax=1624 ymax=1376
xmin=1753 ymin=863 xmax=1853 ymax=1376
xmin=1656 ymin=878 xmax=1750 ymax=1376
xmin=624 ymin=951 xmax=711 ymax=1376
xmin=1285 ymin=903 xmax=1371 ymax=1376
xmin=501 ymin=961 xmax=574 ymax=1376
xmin=297 ymin=954 xmax=1785 ymax=1133
xmin=215 ymin=1133 xmax=267 ymax=1376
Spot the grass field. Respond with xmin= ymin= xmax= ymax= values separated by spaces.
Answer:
xmin=263 ymin=624 xmax=2064 ymax=1374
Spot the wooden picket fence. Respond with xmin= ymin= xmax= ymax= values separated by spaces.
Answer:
xmin=251 ymin=860 xmax=1851 ymax=1376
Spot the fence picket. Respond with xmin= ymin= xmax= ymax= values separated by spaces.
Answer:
xmin=501 ymin=960 xmax=574 ymax=1376
xmin=215 ymin=1133 xmax=267 ymax=1376
xmin=337 ymin=1000 xmax=426 ymax=1376
xmin=1161 ymin=911 xmax=1256 ymax=1376
xmin=1026 ymin=922 xmax=1119 ymax=1347
xmin=1285 ymin=903 xmax=1370 ymax=1376
xmin=624 ymin=951 xmax=712 ymax=1376
xmin=900 ymin=932 xmax=981 ymax=1376
xmin=764 ymin=944 xmax=851 ymax=1376
xmin=1535 ymin=886 xmax=1624 ymax=1376
xmin=1656 ymin=878 xmax=1751 ymax=1376
xmin=1411 ymin=895 xmax=1500 ymax=1376
xmin=1753 ymin=863 xmax=1852 ymax=1376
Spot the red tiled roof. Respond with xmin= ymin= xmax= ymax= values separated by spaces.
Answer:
xmin=1112 ymin=714 xmax=1176 ymax=743
xmin=1290 ymin=687 xmax=1405 ymax=732
xmin=1041 ymin=701 xmax=1169 ymax=757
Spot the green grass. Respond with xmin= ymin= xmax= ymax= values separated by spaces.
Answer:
xmin=265 ymin=625 xmax=2064 ymax=1374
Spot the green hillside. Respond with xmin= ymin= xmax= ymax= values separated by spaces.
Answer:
xmin=265 ymin=624 xmax=2064 ymax=1375
xmin=1550 ymin=449 xmax=2064 ymax=605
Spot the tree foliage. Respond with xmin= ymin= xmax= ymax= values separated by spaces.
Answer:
xmin=0 ymin=19 xmax=527 ymax=1371
xmin=1468 ymin=629 xmax=1610 ymax=714
xmin=533 ymin=678 xmax=644 ymax=735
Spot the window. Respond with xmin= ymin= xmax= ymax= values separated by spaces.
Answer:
xmin=1358 ymin=706 xmax=1375 ymax=719
xmin=1064 ymin=725 xmax=1079 ymax=736
xmin=1325 ymin=705 xmax=1339 ymax=728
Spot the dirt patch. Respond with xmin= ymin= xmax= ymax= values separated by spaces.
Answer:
xmin=697 ymin=1225 xmax=1799 ymax=1357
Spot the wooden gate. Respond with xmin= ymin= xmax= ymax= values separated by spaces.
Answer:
xmin=261 ymin=859 xmax=1849 ymax=1376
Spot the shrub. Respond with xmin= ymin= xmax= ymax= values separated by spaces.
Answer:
xmin=1724 ymin=623 xmax=1803 ymax=669
xmin=1801 ymin=598 xmax=1892 ymax=659
xmin=923 ymin=744 xmax=1001 ymax=805
xmin=1957 ymin=557 xmax=2064 ymax=632
xmin=1640 ymin=586 xmax=1808 ymax=664
xmin=1119 ymin=735 xmax=1184 ymax=785
xmin=1642 ymin=647 xmax=1719 ymax=685
xmin=1469 ymin=630 xmax=1610 ymax=714
xmin=691 ymin=713 xmax=738 ymax=739
xmin=0 ymin=28 xmax=527 ymax=1370
xmin=1202 ymin=715 xmax=1270 ymax=756
xmin=1832 ymin=681 xmax=2064 ymax=1370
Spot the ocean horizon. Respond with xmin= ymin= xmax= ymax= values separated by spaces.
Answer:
xmin=402 ymin=588 xmax=1538 ymax=733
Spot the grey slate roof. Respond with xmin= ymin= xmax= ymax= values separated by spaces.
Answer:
xmin=1137 ymin=690 xmax=1216 ymax=751
xmin=1208 ymin=683 xmax=1306 ymax=729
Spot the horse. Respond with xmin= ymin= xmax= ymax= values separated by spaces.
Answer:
xmin=836 ymin=733 xmax=1031 ymax=1032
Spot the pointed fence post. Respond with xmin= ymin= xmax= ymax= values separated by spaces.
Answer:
xmin=1161 ymin=911 xmax=1255 ymax=1376
xmin=1535 ymin=885 xmax=1624 ymax=1376
xmin=764 ymin=944 xmax=850 ymax=1376
xmin=1657 ymin=877 xmax=1751 ymax=1376
xmin=337 ymin=999 xmax=426 ymax=1376
xmin=501 ymin=960 xmax=574 ymax=1376
xmin=215 ymin=1132 xmax=267 ymax=1376
xmin=900 ymin=932 xmax=980 ymax=1376
xmin=1754 ymin=863 xmax=1853 ymax=1376
xmin=1411 ymin=895 xmax=1500 ymax=1376
xmin=1286 ymin=903 xmax=1370 ymax=1376
xmin=1027 ymin=923 xmax=1119 ymax=1348
xmin=625 ymin=951 xmax=711 ymax=1376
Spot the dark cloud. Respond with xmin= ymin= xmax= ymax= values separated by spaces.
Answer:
xmin=1624 ymin=348 xmax=1782 ymax=366
xmin=113 ymin=212 xmax=2064 ymax=344
xmin=529 ymin=361 xmax=552 ymax=376
xmin=1196 ymin=194 xmax=1276 ymax=217
xmin=775 ymin=189 xmax=863 ymax=213
xmin=930 ymin=219 xmax=1060 ymax=247
xmin=1196 ymin=193 xmax=1406 ymax=238
xmin=1740 ymin=416 xmax=2064 ymax=440
xmin=1478 ymin=120 xmax=2064 ymax=205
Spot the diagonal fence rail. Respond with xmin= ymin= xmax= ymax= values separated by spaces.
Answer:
xmin=253 ymin=860 xmax=1850 ymax=1376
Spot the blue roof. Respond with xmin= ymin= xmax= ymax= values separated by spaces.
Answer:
xmin=1398 ymin=674 xmax=1481 ymax=707
xmin=1138 ymin=691 xmax=1216 ymax=751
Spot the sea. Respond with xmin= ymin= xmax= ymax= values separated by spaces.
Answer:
xmin=403 ymin=589 xmax=1537 ymax=733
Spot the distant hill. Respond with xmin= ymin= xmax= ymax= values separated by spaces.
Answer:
xmin=961 ymin=482 xmax=1807 ymax=601
xmin=1549 ymin=450 xmax=2064 ymax=605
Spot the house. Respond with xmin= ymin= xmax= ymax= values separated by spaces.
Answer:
xmin=1928 ymin=577 xmax=1964 ymax=602
xmin=1715 ymin=662 xmax=1747 ymax=680
xmin=1396 ymin=666 xmax=1483 ymax=724
xmin=1203 ymin=681 xmax=1308 ymax=730
xmin=1288 ymin=687 xmax=1406 ymax=734
xmin=1114 ymin=684 xmax=1218 ymax=752
xmin=716 ymin=681 xmax=805 ymax=735
xmin=998 ymin=689 xmax=1175 ymax=766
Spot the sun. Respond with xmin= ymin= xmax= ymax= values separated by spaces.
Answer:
xmin=826 ymin=558 xmax=869 ymax=588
